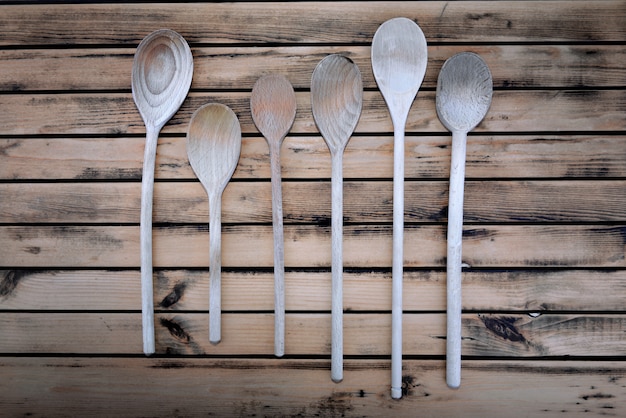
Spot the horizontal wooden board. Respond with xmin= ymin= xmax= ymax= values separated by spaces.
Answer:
xmin=1 ymin=357 xmax=623 ymax=417
xmin=1 ymin=180 xmax=625 ymax=223
xmin=2 ymin=135 xmax=625 ymax=180
xmin=2 ymin=45 xmax=625 ymax=91
xmin=1 ymin=225 xmax=624 ymax=268
xmin=1 ymin=269 xmax=624 ymax=312
xmin=1 ymin=2 xmax=625 ymax=46
xmin=0 ymin=312 xmax=624 ymax=356
xmin=1 ymin=90 xmax=625 ymax=135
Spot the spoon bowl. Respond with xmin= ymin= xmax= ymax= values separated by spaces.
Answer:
xmin=311 ymin=54 xmax=362 ymax=383
xmin=250 ymin=74 xmax=297 ymax=357
xmin=187 ymin=103 xmax=242 ymax=345
xmin=436 ymin=52 xmax=493 ymax=133
xmin=131 ymin=29 xmax=193 ymax=356
xmin=436 ymin=52 xmax=492 ymax=389
xmin=132 ymin=29 xmax=194 ymax=130
xmin=371 ymin=17 xmax=427 ymax=400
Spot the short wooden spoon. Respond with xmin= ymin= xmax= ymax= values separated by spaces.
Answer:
xmin=187 ymin=103 xmax=242 ymax=344
xmin=132 ymin=29 xmax=193 ymax=356
xmin=436 ymin=52 xmax=492 ymax=389
xmin=250 ymin=74 xmax=297 ymax=357
xmin=311 ymin=54 xmax=363 ymax=383
xmin=371 ymin=17 xmax=427 ymax=399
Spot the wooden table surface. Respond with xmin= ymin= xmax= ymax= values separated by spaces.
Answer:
xmin=1 ymin=1 xmax=625 ymax=416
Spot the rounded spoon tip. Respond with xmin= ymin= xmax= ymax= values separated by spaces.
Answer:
xmin=132 ymin=29 xmax=193 ymax=130
xmin=436 ymin=52 xmax=493 ymax=133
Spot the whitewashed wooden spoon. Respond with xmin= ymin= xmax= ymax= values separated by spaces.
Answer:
xmin=250 ymin=74 xmax=297 ymax=357
xmin=187 ymin=103 xmax=242 ymax=344
xmin=436 ymin=52 xmax=492 ymax=389
xmin=371 ymin=17 xmax=427 ymax=399
xmin=132 ymin=29 xmax=193 ymax=356
xmin=311 ymin=54 xmax=362 ymax=383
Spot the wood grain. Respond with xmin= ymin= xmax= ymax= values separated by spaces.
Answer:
xmin=2 ymin=181 xmax=624 ymax=223
xmin=1 ymin=225 xmax=624 ymax=268
xmin=2 ymin=135 xmax=625 ymax=180
xmin=0 ymin=312 xmax=624 ymax=356
xmin=1 ymin=357 xmax=623 ymax=417
xmin=2 ymin=269 xmax=625 ymax=312
xmin=1 ymin=90 xmax=625 ymax=135
xmin=2 ymin=45 xmax=626 ymax=91
xmin=1 ymin=2 xmax=624 ymax=45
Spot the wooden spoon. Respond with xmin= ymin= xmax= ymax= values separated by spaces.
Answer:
xmin=311 ymin=54 xmax=363 ymax=383
xmin=132 ymin=29 xmax=193 ymax=356
xmin=436 ymin=52 xmax=492 ymax=389
xmin=186 ymin=103 xmax=242 ymax=345
xmin=371 ymin=17 xmax=427 ymax=399
xmin=250 ymin=74 xmax=297 ymax=358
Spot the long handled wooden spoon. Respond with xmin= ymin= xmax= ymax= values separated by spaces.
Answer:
xmin=436 ymin=52 xmax=492 ymax=389
xmin=250 ymin=74 xmax=297 ymax=357
xmin=187 ymin=103 xmax=242 ymax=345
xmin=132 ymin=29 xmax=193 ymax=355
xmin=371 ymin=17 xmax=427 ymax=399
xmin=311 ymin=54 xmax=362 ymax=383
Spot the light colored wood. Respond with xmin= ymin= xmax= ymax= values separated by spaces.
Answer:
xmin=250 ymin=74 xmax=296 ymax=357
xmin=436 ymin=52 xmax=493 ymax=389
xmin=3 ymin=269 xmax=625 ymax=312
xmin=1 ymin=312 xmax=624 ymax=357
xmin=1 ymin=224 xmax=624 ymax=268
xmin=1 ymin=2 xmax=625 ymax=46
xmin=2 ymin=45 xmax=626 ymax=91
xmin=3 ymin=180 xmax=626 ymax=224
xmin=311 ymin=54 xmax=363 ymax=383
xmin=1 ymin=90 xmax=624 ymax=136
xmin=1 ymin=357 xmax=623 ymax=418
xmin=2 ymin=135 xmax=626 ymax=181
xmin=186 ymin=103 xmax=241 ymax=345
xmin=131 ymin=29 xmax=193 ymax=356
xmin=372 ymin=17 xmax=427 ymax=399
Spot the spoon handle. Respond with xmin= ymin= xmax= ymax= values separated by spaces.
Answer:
xmin=209 ymin=193 xmax=223 ymax=344
xmin=140 ymin=126 xmax=159 ymax=356
xmin=391 ymin=123 xmax=405 ymax=399
xmin=330 ymin=151 xmax=344 ymax=383
xmin=447 ymin=129 xmax=467 ymax=389
xmin=269 ymin=142 xmax=285 ymax=357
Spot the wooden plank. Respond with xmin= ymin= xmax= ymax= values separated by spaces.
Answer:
xmin=0 ymin=312 xmax=624 ymax=356
xmin=2 ymin=269 xmax=625 ymax=312
xmin=2 ymin=45 xmax=625 ymax=91
xmin=2 ymin=180 xmax=625 ymax=224
xmin=2 ymin=135 xmax=625 ymax=180
xmin=1 ymin=90 xmax=624 ymax=136
xmin=1 ymin=225 xmax=624 ymax=268
xmin=1 ymin=2 xmax=624 ymax=46
xmin=1 ymin=357 xmax=624 ymax=417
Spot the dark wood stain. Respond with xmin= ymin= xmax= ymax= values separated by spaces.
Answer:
xmin=159 ymin=317 xmax=191 ymax=344
xmin=159 ymin=281 xmax=187 ymax=308
xmin=0 ymin=270 xmax=28 ymax=297
xmin=480 ymin=315 xmax=526 ymax=343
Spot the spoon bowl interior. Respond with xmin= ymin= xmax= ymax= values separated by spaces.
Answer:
xmin=187 ymin=103 xmax=242 ymax=195
xmin=132 ymin=29 xmax=194 ymax=129
xmin=371 ymin=17 xmax=427 ymax=101
xmin=310 ymin=54 xmax=363 ymax=153
xmin=436 ymin=52 xmax=493 ymax=133
xmin=250 ymin=74 xmax=297 ymax=143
